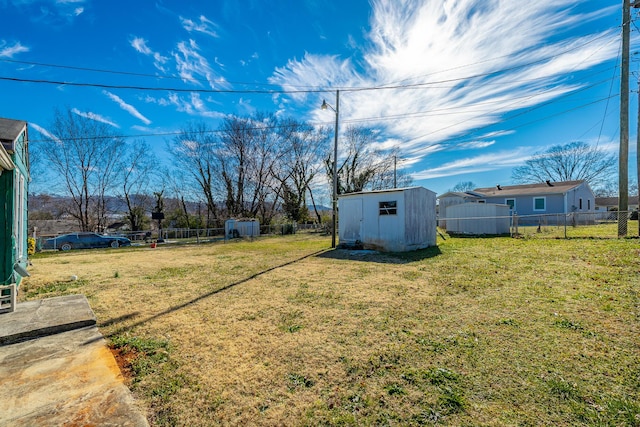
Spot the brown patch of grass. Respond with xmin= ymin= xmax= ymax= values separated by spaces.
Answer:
xmin=109 ymin=346 xmax=138 ymax=385
xmin=23 ymin=233 xmax=640 ymax=425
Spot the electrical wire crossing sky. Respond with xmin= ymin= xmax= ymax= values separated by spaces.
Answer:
xmin=0 ymin=0 xmax=634 ymax=195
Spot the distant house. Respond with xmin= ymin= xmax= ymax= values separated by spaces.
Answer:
xmin=595 ymin=196 xmax=639 ymax=213
xmin=338 ymin=186 xmax=437 ymax=252
xmin=438 ymin=181 xmax=595 ymax=228
xmin=0 ymin=118 xmax=29 ymax=312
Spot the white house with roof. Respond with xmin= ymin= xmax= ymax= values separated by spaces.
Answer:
xmin=438 ymin=181 xmax=595 ymax=229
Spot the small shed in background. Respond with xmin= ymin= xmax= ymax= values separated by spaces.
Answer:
xmin=443 ymin=203 xmax=511 ymax=235
xmin=225 ymin=219 xmax=260 ymax=239
xmin=338 ymin=187 xmax=436 ymax=252
xmin=437 ymin=190 xmax=485 ymax=228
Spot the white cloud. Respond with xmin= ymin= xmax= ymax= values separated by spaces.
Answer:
xmin=131 ymin=37 xmax=152 ymax=55
xmin=130 ymin=37 xmax=169 ymax=73
xmin=165 ymin=92 xmax=226 ymax=119
xmin=180 ymin=15 xmax=220 ymax=38
xmin=0 ymin=41 xmax=29 ymax=58
xmin=413 ymin=147 xmax=533 ymax=180
xmin=455 ymin=140 xmax=496 ymax=150
xmin=174 ymin=39 xmax=228 ymax=89
xmin=71 ymin=108 xmax=120 ymax=128
xmin=30 ymin=123 xmax=61 ymax=144
xmin=269 ymin=0 xmax=618 ymax=175
xmin=54 ymin=0 xmax=85 ymax=20
xmin=143 ymin=95 xmax=171 ymax=107
xmin=240 ymin=52 xmax=260 ymax=67
xmin=103 ymin=90 xmax=152 ymax=125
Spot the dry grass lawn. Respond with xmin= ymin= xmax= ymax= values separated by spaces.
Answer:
xmin=22 ymin=232 xmax=640 ymax=426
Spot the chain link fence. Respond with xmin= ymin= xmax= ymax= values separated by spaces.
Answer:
xmin=439 ymin=211 xmax=640 ymax=239
xmin=35 ymin=221 xmax=324 ymax=250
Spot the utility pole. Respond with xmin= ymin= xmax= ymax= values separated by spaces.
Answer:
xmin=393 ymin=155 xmax=397 ymax=188
xmin=637 ymin=78 xmax=640 ymax=236
xmin=636 ymin=1 xmax=640 ymax=236
xmin=619 ymin=0 xmax=630 ymax=237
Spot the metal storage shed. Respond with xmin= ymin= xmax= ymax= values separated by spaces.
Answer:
xmin=338 ymin=186 xmax=436 ymax=252
xmin=225 ymin=219 xmax=260 ymax=239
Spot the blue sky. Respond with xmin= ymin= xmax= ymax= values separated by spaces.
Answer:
xmin=0 ymin=0 xmax=635 ymax=199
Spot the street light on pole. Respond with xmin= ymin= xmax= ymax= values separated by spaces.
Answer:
xmin=321 ymin=90 xmax=339 ymax=248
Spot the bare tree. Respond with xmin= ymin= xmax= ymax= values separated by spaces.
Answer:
xmin=217 ymin=116 xmax=252 ymax=217
xmin=40 ymin=108 xmax=125 ymax=231
xmin=272 ymin=119 xmax=328 ymax=222
xmin=326 ymin=126 xmax=405 ymax=194
xmin=368 ymin=148 xmax=414 ymax=190
xmin=245 ymin=113 xmax=282 ymax=222
xmin=451 ymin=181 xmax=476 ymax=192
xmin=216 ymin=113 xmax=282 ymax=221
xmin=119 ymin=139 xmax=157 ymax=231
xmin=168 ymin=122 xmax=221 ymax=227
xmin=593 ymin=178 xmax=638 ymax=198
xmin=511 ymin=141 xmax=615 ymax=188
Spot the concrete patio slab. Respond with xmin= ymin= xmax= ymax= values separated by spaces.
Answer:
xmin=0 ymin=295 xmax=149 ymax=426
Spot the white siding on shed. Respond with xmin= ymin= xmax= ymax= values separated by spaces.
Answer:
xmin=225 ymin=219 xmax=260 ymax=238
xmin=339 ymin=187 xmax=436 ymax=252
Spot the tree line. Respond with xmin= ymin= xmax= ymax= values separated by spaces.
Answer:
xmin=30 ymin=108 xmax=412 ymax=232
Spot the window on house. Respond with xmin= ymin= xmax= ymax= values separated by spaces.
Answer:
xmin=579 ymin=198 xmax=583 ymax=210
xmin=533 ymin=197 xmax=546 ymax=211
xmin=379 ymin=201 xmax=397 ymax=215
xmin=588 ymin=199 xmax=591 ymax=210
xmin=505 ymin=198 xmax=516 ymax=210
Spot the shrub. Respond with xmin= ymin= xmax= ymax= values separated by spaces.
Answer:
xmin=27 ymin=237 xmax=36 ymax=255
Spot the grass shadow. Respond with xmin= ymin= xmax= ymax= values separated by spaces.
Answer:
xmin=102 ymin=248 xmax=329 ymax=339
xmin=316 ymin=245 xmax=442 ymax=264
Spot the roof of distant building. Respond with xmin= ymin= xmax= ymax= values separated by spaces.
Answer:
xmin=472 ymin=180 xmax=586 ymax=197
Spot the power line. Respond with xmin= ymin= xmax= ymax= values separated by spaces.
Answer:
xmin=0 ymin=76 xmax=321 ymax=94
xmin=358 ymin=27 xmax=619 ymax=91
xmin=0 ymin=58 xmax=313 ymax=89
xmin=0 ymin=27 xmax=619 ymax=94
xmin=30 ymin=86 xmax=617 ymax=145
xmin=26 ymin=69 xmax=618 ymax=144
xmin=596 ymin=38 xmax=622 ymax=146
xmin=403 ymin=90 xmax=618 ymax=150
xmin=0 ymin=30 xmax=620 ymax=96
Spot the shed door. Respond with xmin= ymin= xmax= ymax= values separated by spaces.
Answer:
xmin=341 ymin=198 xmax=363 ymax=243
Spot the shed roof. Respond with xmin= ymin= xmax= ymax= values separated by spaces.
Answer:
xmin=0 ymin=118 xmax=27 ymax=144
xmin=473 ymin=180 xmax=585 ymax=197
xmin=339 ymin=186 xmax=434 ymax=198
xmin=437 ymin=191 xmax=482 ymax=199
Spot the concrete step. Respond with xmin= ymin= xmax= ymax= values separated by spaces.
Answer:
xmin=0 ymin=294 xmax=96 ymax=346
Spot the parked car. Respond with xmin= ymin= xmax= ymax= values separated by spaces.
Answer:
xmin=42 ymin=232 xmax=131 ymax=251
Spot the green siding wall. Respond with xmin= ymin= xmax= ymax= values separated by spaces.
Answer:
xmin=1 ymin=127 xmax=29 ymax=287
